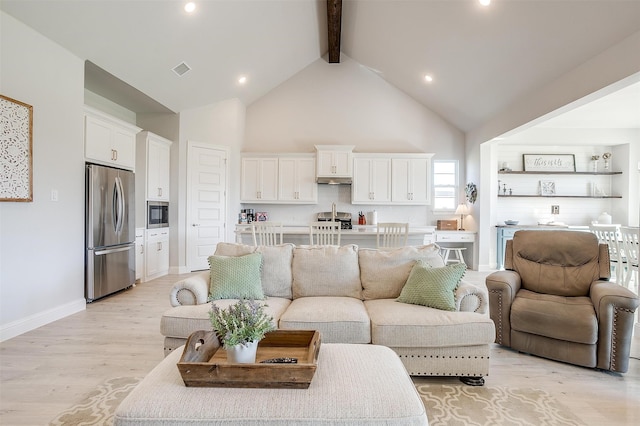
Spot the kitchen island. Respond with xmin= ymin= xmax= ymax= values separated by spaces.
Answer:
xmin=235 ymin=225 xmax=478 ymax=269
xmin=235 ymin=224 xmax=436 ymax=248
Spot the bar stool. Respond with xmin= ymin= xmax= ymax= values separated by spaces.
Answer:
xmin=441 ymin=247 xmax=467 ymax=266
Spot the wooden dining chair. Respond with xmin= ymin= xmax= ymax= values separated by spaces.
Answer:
xmin=376 ymin=222 xmax=409 ymax=249
xmin=251 ymin=221 xmax=283 ymax=246
xmin=620 ymin=226 xmax=639 ymax=289
xmin=309 ymin=221 xmax=341 ymax=245
xmin=589 ymin=224 xmax=625 ymax=284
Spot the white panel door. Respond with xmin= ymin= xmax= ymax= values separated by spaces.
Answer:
xmin=187 ymin=144 xmax=227 ymax=271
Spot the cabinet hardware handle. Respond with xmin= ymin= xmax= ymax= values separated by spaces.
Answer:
xmin=192 ymin=223 xmax=200 ymax=227
xmin=158 ymin=187 xmax=162 ymax=197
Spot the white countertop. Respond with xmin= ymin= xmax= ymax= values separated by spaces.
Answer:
xmin=235 ymin=224 xmax=438 ymax=235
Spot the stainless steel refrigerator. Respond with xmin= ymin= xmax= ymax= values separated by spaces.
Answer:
xmin=85 ymin=163 xmax=135 ymax=302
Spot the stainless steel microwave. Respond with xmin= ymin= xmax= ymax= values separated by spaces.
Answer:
xmin=148 ymin=201 xmax=169 ymax=228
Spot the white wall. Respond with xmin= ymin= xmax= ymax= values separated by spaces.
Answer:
xmin=468 ymin=31 xmax=640 ymax=270
xmin=0 ymin=12 xmax=86 ymax=341
xmin=243 ymin=56 xmax=465 ymax=226
xmin=176 ymin=99 xmax=246 ymax=271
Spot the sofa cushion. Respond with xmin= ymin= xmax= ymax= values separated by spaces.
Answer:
xmin=511 ymin=289 xmax=597 ymax=344
xmin=397 ymin=262 xmax=466 ymax=311
xmin=364 ymin=299 xmax=495 ymax=348
xmin=291 ymin=245 xmax=362 ymax=299
xmin=160 ymin=297 xmax=291 ymax=339
xmin=359 ymin=245 xmax=444 ymax=300
xmin=214 ymin=242 xmax=294 ymax=299
xmin=208 ymin=253 xmax=265 ymax=300
xmin=279 ymin=297 xmax=371 ymax=344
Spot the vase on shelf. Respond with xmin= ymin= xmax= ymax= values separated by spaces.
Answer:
xmin=592 ymin=160 xmax=598 ymax=172
xmin=604 ymin=159 xmax=609 ymax=170
xmin=225 ymin=340 xmax=259 ymax=364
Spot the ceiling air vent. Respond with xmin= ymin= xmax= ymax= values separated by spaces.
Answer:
xmin=172 ymin=62 xmax=191 ymax=77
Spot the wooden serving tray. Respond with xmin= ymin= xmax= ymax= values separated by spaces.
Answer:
xmin=177 ymin=330 xmax=321 ymax=389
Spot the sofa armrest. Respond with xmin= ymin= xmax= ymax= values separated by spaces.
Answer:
xmin=590 ymin=280 xmax=639 ymax=373
xmin=456 ymin=281 xmax=489 ymax=314
xmin=169 ymin=271 xmax=210 ymax=307
xmin=485 ymin=270 xmax=521 ymax=347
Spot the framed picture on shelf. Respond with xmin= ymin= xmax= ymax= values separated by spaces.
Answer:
xmin=523 ymin=154 xmax=575 ymax=172
xmin=540 ymin=180 xmax=556 ymax=196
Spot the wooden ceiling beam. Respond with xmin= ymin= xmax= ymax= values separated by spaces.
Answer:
xmin=327 ymin=0 xmax=342 ymax=63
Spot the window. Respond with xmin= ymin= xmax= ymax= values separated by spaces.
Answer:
xmin=433 ymin=160 xmax=458 ymax=211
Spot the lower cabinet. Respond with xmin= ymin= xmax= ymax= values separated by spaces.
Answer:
xmin=145 ymin=228 xmax=169 ymax=281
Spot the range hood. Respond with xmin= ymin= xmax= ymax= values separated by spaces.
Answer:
xmin=315 ymin=145 xmax=354 ymax=185
xmin=316 ymin=176 xmax=352 ymax=185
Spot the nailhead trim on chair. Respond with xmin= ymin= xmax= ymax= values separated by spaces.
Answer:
xmin=398 ymin=354 xmax=490 ymax=377
xmin=610 ymin=305 xmax=636 ymax=370
xmin=489 ymin=289 xmax=503 ymax=344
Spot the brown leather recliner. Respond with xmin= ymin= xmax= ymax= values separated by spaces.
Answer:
xmin=486 ymin=230 xmax=639 ymax=373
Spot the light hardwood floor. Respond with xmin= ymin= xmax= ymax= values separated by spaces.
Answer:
xmin=1 ymin=271 xmax=639 ymax=425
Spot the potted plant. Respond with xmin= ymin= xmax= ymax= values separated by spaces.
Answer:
xmin=208 ymin=299 xmax=276 ymax=363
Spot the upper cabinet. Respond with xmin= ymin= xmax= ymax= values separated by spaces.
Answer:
xmin=136 ymin=131 xmax=172 ymax=201
xmin=241 ymin=156 xmax=279 ymax=202
xmin=352 ymin=155 xmax=392 ymax=204
xmin=278 ymin=155 xmax=318 ymax=203
xmin=241 ymin=155 xmax=317 ymax=204
xmin=84 ymin=106 xmax=141 ymax=170
xmin=315 ymin=145 xmax=354 ymax=183
xmin=391 ymin=155 xmax=434 ymax=205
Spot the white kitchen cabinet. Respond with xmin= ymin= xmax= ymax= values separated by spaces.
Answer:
xmin=278 ymin=155 xmax=317 ymax=203
xmin=315 ymin=145 xmax=354 ymax=180
xmin=145 ymin=228 xmax=169 ymax=281
xmin=136 ymin=131 xmax=172 ymax=201
xmin=135 ymin=228 xmax=145 ymax=282
xmin=391 ymin=156 xmax=433 ymax=205
xmin=240 ymin=157 xmax=279 ymax=202
xmin=84 ymin=106 xmax=140 ymax=170
xmin=352 ymin=156 xmax=392 ymax=204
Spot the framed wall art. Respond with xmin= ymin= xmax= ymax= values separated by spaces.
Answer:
xmin=539 ymin=180 xmax=556 ymax=196
xmin=523 ymin=154 xmax=575 ymax=172
xmin=1 ymin=94 xmax=33 ymax=202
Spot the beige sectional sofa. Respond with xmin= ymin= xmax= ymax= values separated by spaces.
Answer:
xmin=161 ymin=243 xmax=495 ymax=384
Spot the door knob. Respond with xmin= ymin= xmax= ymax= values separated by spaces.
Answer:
xmin=192 ymin=224 xmax=200 ymax=227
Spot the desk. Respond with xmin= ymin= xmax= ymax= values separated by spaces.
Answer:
xmin=434 ymin=231 xmax=476 ymax=269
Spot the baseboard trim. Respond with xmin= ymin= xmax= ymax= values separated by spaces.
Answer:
xmin=0 ymin=298 xmax=86 ymax=342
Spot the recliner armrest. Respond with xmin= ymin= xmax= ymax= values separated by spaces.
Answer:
xmin=590 ymin=280 xmax=639 ymax=373
xmin=485 ymin=270 xmax=521 ymax=346
xmin=169 ymin=271 xmax=210 ymax=307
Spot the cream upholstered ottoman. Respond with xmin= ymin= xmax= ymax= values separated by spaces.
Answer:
xmin=114 ymin=343 xmax=427 ymax=426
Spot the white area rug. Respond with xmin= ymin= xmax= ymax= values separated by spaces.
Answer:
xmin=416 ymin=383 xmax=584 ymax=426
xmin=49 ymin=377 xmax=140 ymax=426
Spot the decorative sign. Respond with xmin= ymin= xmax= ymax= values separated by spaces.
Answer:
xmin=1 ymin=95 xmax=33 ymax=202
xmin=523 ymin=154 xmax=575 ymax=172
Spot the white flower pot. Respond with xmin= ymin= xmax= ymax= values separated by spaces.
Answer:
xmin=226 ymin=340 xmax=258 ymax=363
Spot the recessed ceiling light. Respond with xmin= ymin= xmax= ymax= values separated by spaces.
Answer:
xmin=238 ymin=76 xmax=247 ymax=84
xmin=184 ymin=2 xmax=196 ymax=13
xmin=424 ymin=75 xmax=434 ymax=83
xmin=479 ymin=0 xmax=491 ymax=6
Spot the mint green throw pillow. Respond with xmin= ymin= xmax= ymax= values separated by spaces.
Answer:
xmin=208 ymin=253 xmax=265 ymax=300
xmin=397 ymin=261 xmax=466 ymax=311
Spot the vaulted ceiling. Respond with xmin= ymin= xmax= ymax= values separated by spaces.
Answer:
xmin=2 ymin=0 xmax=639 ymax=133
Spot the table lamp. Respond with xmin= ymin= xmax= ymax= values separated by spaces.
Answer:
xmin=455 ymin=204 xmax=470 ymax=231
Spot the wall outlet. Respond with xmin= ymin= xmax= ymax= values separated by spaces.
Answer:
xmin=51 ymin=189 xmax=59 ymax=202
xmin=551 ymin=205 xmax=560 ymax=215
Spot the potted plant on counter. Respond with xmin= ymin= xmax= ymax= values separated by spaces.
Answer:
xmin=208 ymin=299 xmax=276 ymax=363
